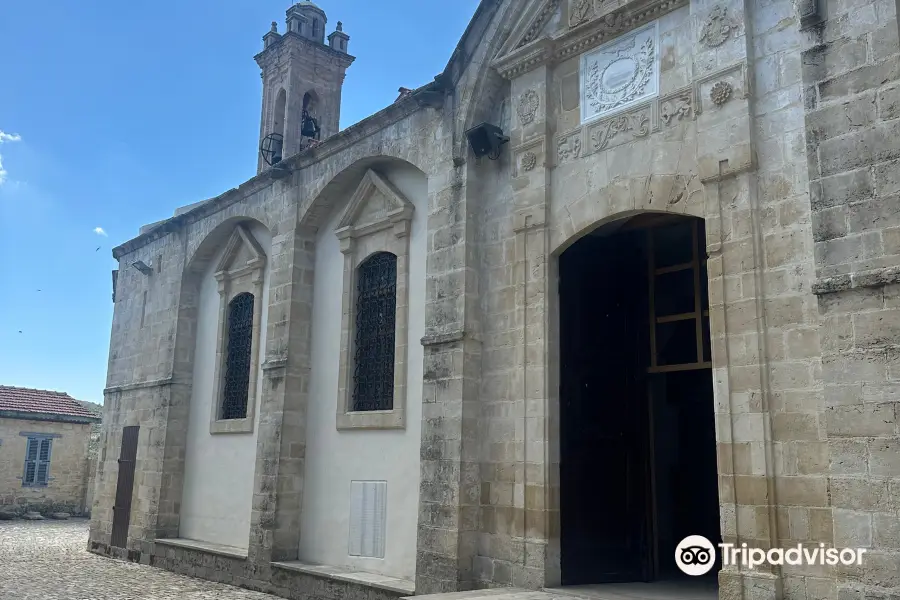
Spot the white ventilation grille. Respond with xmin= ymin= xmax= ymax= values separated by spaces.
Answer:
xmin=348 ymin=480 xmax=387 ymax=558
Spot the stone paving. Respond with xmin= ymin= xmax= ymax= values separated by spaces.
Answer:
xmin=0 ymin=519 xmax=279 ymax=600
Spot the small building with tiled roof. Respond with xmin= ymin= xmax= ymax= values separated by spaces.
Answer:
xmin=0 ymin=385 xmax=101 ymax=517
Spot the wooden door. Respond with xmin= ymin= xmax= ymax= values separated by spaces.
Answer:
xmin=110 ymin=425 xmax=139 ymax=548
xmin=559 ymin=231 xmax=652 ymax=584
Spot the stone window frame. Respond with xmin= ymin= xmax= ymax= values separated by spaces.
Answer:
xmin=334 ymin=169 xmax=414 ymax=430
xmin=209 ymin=224 xmax=267 ymax=435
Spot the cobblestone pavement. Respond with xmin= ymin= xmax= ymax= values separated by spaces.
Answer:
xmin=0 ymin=519 xmax=280 ymax=600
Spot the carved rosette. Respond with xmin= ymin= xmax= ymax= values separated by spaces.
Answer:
xmin=710 ymin=81 xmax=733 ymax=105
xmin=557 ymin=132 xmax=583 ymax=163
xmin=520 ymin=151 xmax=538 ymax=171
xmin=660 ymin=93 xmax=692 ymax=125
xmin=699 ymin=5 xmax=735 ymax=47
xmin=517 ymin=89 xmax=540 ymax=125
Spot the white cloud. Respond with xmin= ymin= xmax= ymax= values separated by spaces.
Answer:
xmin=0 ymin=130 xmax=22 ymax=185
xmin=93 ymin=227 xmax=108 ymax=237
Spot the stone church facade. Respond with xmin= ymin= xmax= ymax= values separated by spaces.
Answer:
xmin=89 ymin=0 xmax=900 ymax=599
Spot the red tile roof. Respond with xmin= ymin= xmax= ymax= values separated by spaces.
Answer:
xmin=0 ymin=385 xmax=100 ymax=421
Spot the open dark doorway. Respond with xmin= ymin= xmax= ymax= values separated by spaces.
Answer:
xmin=558 ymin=214 xmax=720 ymax=586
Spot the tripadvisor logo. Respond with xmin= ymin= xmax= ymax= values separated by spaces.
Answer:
xmin=675 ymin=535 xmax=867 ymax=575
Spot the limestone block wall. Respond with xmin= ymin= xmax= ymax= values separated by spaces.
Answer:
xmin=801 ymin=0 xmax=900 ymax=595
xmin=0 ymin=418 xmax=93 ymax=515
xmin=90 ymin=93 xmax=451 ymax=587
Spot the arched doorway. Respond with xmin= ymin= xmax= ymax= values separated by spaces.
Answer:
xmin=557 ymin=212 xmax=720 ymax=587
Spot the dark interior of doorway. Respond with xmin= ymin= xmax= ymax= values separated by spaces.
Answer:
xmin=558 ymin=214 xmax=720 ymax=585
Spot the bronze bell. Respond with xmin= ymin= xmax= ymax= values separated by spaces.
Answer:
xmin=300 ymin=111 xmax=320 ymax=139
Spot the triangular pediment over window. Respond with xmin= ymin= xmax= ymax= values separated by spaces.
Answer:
xmin=335 ymin=170 xmax=414 ymax=239
xmin=215 ymin=224 xmax=266 ymax=277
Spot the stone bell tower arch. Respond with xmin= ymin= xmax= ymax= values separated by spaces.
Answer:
xmin=254 ymin=1 xmax=354 ymax=173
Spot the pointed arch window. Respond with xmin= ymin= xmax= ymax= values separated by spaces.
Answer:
xmin=353 ymin=252 xmax=397 ymax=411
xmin=222 ymin=292 xmax=254 ymax=419
xmin=209 ymin=224 xmax=267 ymax=434
xmin=335 ymin=169 xmax=414 ymax=430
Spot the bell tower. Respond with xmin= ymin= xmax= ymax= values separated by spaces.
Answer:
xmin=255 ymin=1 xmax=355 ymax=173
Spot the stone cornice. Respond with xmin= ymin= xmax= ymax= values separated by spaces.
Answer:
xmin=492 ymin=0 xmax=687 ymax=80
xmin=112 ymin=90 xmax=434 ymax=260
xmin=254 ymin=31 xmax=355 ymax=69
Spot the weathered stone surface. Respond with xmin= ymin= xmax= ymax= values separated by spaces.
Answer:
xmin=87 ymin=0 xmax=900 ymax=598
xmin=0 ymin=417 xmax=95 ymax=516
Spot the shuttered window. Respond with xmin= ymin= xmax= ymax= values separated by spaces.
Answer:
xmin=23 ymin=437 xmax=52 ymax=486
xmin=348 ymin=480 xmax=387 ymax=558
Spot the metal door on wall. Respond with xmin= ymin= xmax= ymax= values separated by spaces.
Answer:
xmin=110 ymin=425 xmax=139 ymax=548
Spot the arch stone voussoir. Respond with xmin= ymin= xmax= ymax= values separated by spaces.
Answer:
xmin=550 ymin=174 xmax=706 ymax=254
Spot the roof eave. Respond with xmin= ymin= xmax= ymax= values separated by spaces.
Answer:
xmin=0 ymin=409 xmax=101 ymax=425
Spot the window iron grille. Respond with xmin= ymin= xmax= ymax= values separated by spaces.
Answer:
xmin=352 ymin=252 xmax=397 ymax=411
xmin=222 ymin=292 xmax=254 ymax=420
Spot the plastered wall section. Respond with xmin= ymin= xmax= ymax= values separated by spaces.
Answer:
xmin=0 ymin=419 xmax=92 ymax=514
xmin=300 ymin=162 xmax=426 ymax=581
xmin=179 ymin=221 xmax=272 ymax=550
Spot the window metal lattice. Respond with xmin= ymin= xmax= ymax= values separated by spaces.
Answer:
xmin=352 ymin=252 xmax=397 ymax=411
xmin=222 ymin=292 xmax=254 ymax=420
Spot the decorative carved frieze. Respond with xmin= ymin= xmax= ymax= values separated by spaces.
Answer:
xmin=517 ymin=89 xmax=540 ymax=125
xmin=493 ymin=0 xmax=687 ymax=80
xmin=587 ymin=104 xmax=651 ymax=151
xmin=570 ymin=0 xmax=594 ymax=27
xmin=557 ymin=130 xmax=583 ymax=163
xmin=660 ymin=90 xmax=692 ymax=125
xmin=518 ymin=0 xmax=562 ymax=48
xmin=699 ymin=5 xmax=735 ymax=48
xmin=581 ymin=22 xmax=658 ymax=123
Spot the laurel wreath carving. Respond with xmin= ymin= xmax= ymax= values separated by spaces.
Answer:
xmin=584 ymin=36 xmax=655 ymax=115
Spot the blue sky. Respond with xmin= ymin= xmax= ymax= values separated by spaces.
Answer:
xmin=0 ymin=0 xmax=480 ymax=404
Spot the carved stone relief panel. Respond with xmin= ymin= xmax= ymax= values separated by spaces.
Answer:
xmin=513 ymin=137 xmax=546 ymax=176
xmin=585 ymin=102 xmax=652 ymax=153
xmin=517 ymin=89 xmax=540 ymax=125
xmin=698 ymin=5 xmax=735 ymax=48
xmin=580 ymin=21 xmax=659 ymax=124
xmin=659 ymin=88 xmax=693 ymax=126
xmin=695 ymin=62 xmax=747 ymax=114
xmin=556 ymin=129 xmax=583 ymax=164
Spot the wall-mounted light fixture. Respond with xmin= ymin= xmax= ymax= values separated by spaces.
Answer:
xmin=465 ymin=122 xmax=510 ymax=160
xmin=132 ymin=260 xmax=153 ymax=275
